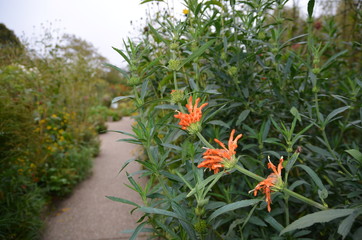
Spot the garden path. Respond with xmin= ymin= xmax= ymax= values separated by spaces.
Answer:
xmin=42 ymin=117 xmax=147 ymax=240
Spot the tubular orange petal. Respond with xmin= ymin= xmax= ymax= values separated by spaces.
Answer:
xmin=197 ymin=130 xmax=242 ymax=174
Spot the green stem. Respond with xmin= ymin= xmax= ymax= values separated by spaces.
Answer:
xmin=173 ymin=70 xmax=178 ymax=90
xmin=196 ymin=132 xmax=214 ymax=149
xmin=283 ymin=188 xmax=327 ymax=210
xmin=234 ymin=164 xmax=265 ymax=182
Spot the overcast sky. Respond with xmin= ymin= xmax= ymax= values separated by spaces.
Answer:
xmin=1 ymin=0 xmax=313 ymax=67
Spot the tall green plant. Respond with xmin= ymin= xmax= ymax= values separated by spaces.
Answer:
xmin=109 ymin=0 xmax=361 ymax=239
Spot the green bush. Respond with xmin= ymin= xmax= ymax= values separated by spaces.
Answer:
xmin=108 ymin=0 xmax=361 ymax=239
xmin=0 ymin=25 xmax=127 ymax=239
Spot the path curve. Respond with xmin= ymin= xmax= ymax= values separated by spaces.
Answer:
xmin=42 ymin=117 xmax=147 ymax=240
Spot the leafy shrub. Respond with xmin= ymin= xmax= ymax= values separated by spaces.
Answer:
xmin=108 ymin=0 xmax=362 ymax=239
xmin=0 ymin=24 xmax=127 ymax=239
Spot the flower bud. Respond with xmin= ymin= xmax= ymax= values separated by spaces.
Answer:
xmin=128 ymin=76 xmax=141 ymax=86
xmin=312 ymin=68 xmax=321 ymax=74
xmin=168 ymin=59 xmax=181 ymax=71
xmin=187 ymin=122 xmax=202 ymax=135
xmin=194 ymin=220 xmax=207 ymax=233
xmin=170 ymin=89 xmax=184 ymax=104
xmin=227 ymin=66 xmax=238 ymax=77
xmin=170 ymin=42 xmax=179 ymax=50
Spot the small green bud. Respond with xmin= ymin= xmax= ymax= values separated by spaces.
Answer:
xmin=313 ymin=57 xmax=320 ymax=65
xmin=170 ymin=89 xmax=184 ymax=104
xmin=136 ymin=98 xmax=144 ymax=107
xmin=194 ymin=220 xmax=207 ymax=233
xmin=191 ymin=42 xmax=198 ymax=52
xmin=128 ymin=76 xmax=141 ymax=86
xmin=312 ymin=68 xmax=321 ymax=74
xmin=168 ymin=59 xmax=181 ymax=71
xmin=227 ymin=66 xmax=238 ymax=77
xmin=187 ymin=122 xmax=202 ymax=135
xmin=257 ymin=32 xmax=266 ymax=40
xmin=271 ymin=47 xmax=279 ymax=54
xmin=197 ymin=198 xmax=209 ymax=207
xmin=312 ymin=86 xmax=319 ymax=93
xmin=195 ymin=206 xmax=205 ymax=216
xmin=221 ymin=52 xmax=227 ymax=60
xmin=130 ymin=65 xmax=137 ymax=72
xmin=222 ymin=155 xmax=238 ymax=170
xmin=170 ymin=42 xmax=179 ymax=50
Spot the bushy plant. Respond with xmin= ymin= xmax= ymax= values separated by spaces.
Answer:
xmin=108 ymin=0 xmax=361 ymax=239
xmin=0 ymin=24 xmax=128 ymax=239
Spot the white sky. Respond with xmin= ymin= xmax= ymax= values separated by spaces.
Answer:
xmin=0 ymin=0 xmax=314 ymax=67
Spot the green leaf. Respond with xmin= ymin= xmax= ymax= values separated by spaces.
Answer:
xmin=104 ymin=63 xmax=129 ymax=79
xmin=179 ymin=39 xmax=215 ymax=70
xmin=105 ymin=196 xmax=140 ymax=207
xmin=139 ymin=207 xmax=186 ymax=221
xmin=290 ymin=107 xmax=302 ymax=123
xmin=295 ymin=164 xmax=327 ymax=194
xmin=112 ymin=95 xmax=135 ymax=104
xmin=107 ymin=129 xmax=137 ymax=139
xmin=280 ymin=209 xmax=355 ymax=235
xmin=321 ymin=50 xmax=348 ymax=71
xmin=324 ymin=106 xmax=349 ymax=125
xmin=118 ymin=158 xmax=136 ymax=174
xmin=236 ymin=110 xmax=250 ymax=126
xmin=112 ymin=47 xmax=131 ymax=65
xmin=155 ymin=219 xmax=181 ymax=240
xmin=187 ymin=172 xmax=223 ymax=198
xmin=345 ymin=149 xmax=362 ymax=164
xmin=147 ymin=23 xmax=167 ymax=44
xmin=264 ymin=214 xmax=284 ymax=232
xmin=208 ymin=120 xmax=230 ymax=129
xmin=338 ymin=210 xmax=360 ymax=239
xmin=306 ymin=144 xmax=332 ymax=158
xmin=140 ymin=79 xmax=149 ymax=100
xmin=162 ymin=143 xmax=182 ymax=151
xmin=130 ymin=222 xmax=147 ymax=240
xmin=285 ymin=152 xmax=300 ymax=172
xmin=208 ymin=199 xmax=261 ymax=221
xmin=188 ymin=78 xmax=199 ymax=91
xmin=307 ymin=0 xmax=315 ymax=18
xmin=155 ymin=104 xmax=179 ymax=110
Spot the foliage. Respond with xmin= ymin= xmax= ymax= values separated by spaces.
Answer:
xmin=109 ymin=0 xmax=362 ymax=239
xmin=0 ymin=24 xmax=128 ymax=239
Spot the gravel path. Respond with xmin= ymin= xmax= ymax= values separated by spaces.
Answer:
xmin=42 ymin=117 xmax=147 ymax=240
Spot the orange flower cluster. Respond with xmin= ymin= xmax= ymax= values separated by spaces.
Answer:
xmin=197 ymin=129 xmax=242 ymax=174
xmin=174 ymin=96 xmax=208 ymax=131
xmin=249 ymin=156 xmax=284 ymax=212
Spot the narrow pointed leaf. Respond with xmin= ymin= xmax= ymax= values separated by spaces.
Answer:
xmin=236 ymin=110 xmax=250 ymax=126
xmin=345 ymin=149 xmax=362 ymax=164
xmin=325 ymin=106 xmax=349 ymax=125
xmin=112 ymin=95 xmax=135 ymax=104
xmin=280 ymin=209 xmax=355 ymax=235
xmin=112 ymin=47 xmax=131 ymax=65
xmin=208 ymin=199 xmax=261 ymax=221
xmin=179 ymin=40 xmax=215 ymax=70
xmin=106 ymin=196 xmax=140 ymax=207
xmin=129 ymin=222 xmax=147 ymax=240
xmin=338 ymin=210 xmax=360 ymax=240
xmin=295 ymin=164 xmax=327 ymax=192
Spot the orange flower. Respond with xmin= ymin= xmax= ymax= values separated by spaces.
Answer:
xmin=174 ymin=96 xmax=208 ymax=133
xmin=197 ymin=129 xmax=242 ymax=174
xmin=249 ymin=156 xmax=284 ymax=212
